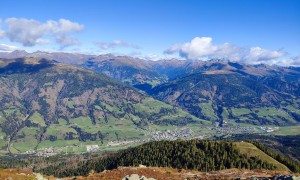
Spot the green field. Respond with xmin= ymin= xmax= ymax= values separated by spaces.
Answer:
xmin=45 ymin=119 xmax=77 ymax=139
xmin=28 ymin=112 xmax=46 ymax=127
xmin=231 ymin=108 xmax=252 ymax=117
xmin=199 ymin=101 xmax=218 ymax=121
xmin=134 ymin=97 xmax=173 ymax=115
xmin=0 ymin=128 xmax=7 ymax=149
xmin=230 ymin=107 xmax=298 ymax=125
xmin=221 ymin=108 xmax=230 ymax=120
xmin=255 ymin=108 xmax=292 ymax=119
xmin=270 ymin=126 xmax=300 ymax=135
xmin=2 ymin=105 xmax=299 ymax=154
xmin=12 ymin=127 xmax=40 ymax=152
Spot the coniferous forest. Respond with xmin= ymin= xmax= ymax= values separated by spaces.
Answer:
xmin=39 ymin=140 xmax=278 ymax=177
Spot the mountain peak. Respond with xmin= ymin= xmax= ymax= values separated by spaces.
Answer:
xmin=10 ymin=50 xmax=28 ymax=56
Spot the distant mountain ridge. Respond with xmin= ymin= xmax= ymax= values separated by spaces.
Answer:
xmin=0 ymin=50 xmax=95 ymax=64
xmin=1 ymin=51 xmax=300 ymax=126
xmin=82 ymin=57 xmax=300 ymax=126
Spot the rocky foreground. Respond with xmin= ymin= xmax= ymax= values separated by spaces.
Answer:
xmin=1 ymin=167 xmax=299 ymax=180
xmin=73 ymin=167 xmax=300 ymax=180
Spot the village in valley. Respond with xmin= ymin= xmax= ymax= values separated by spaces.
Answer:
xmin=23 ymin=125 xmax=279 ymax=157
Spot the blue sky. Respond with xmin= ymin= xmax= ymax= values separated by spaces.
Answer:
xmin=0 ymin=0 xmax=299 ymax=65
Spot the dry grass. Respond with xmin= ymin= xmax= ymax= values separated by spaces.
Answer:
xmin=0 ymin=169 xmax=36 ymax=180
xmin=0 ymin=167 xmax=297 ymax=180
xmin=63 ymin=166 xmax=297 ymax=180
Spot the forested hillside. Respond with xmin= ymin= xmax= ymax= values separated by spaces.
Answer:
xmin=39 ymin=140 xmax=294 ymax=177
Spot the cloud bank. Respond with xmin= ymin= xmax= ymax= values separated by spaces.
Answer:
xmin=165 ymin=37 xmax=285 ymax=65
xmin=290 ymin=55 xmax=300 ymax=66
xmin=0 ymin=43 xmax=18 ymax=51
xmin=1 ymin=18 xmax=83 ymax=49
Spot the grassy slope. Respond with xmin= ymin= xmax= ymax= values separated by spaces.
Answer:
xmin=234 ymin=142 xmax=289 ymax=171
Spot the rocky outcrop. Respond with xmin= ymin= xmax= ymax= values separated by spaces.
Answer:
xmin=122 ymin=174 xmax=156 ymax=180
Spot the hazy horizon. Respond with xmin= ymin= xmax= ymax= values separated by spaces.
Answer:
xmin=0 ymin=0 xmax=299 ymax=65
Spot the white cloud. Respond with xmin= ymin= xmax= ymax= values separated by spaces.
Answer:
xmin=286 ymin=55 xmax=300 ymax=66
xmin=56 ymin=35 xmax=80 ymax=50
xmin=44 ymin=19 xmax=83 ymax=34
xmin=243 ymin=47 xmax=284 ymax=64
xmin=0 ymin=18 xmax=5 ymax=38
xmin=294 ymin=55 xmax=300 ymax=64
xmin=4 ymin=18 xmax=84 ymax=49
xmin=36 ymin=38 xmax=51 ymax=45
xmin=0 ymin=30 xmax=4 ymax=38
xmin=6 ymin=18 xmax=45 ymax=46
xmin=262 ymin=56 xmax=300 ymax=67
xmin=165 ymin=37 xmax=217 ymax=59
xmin=95 ymin=40 xmax=139 ymax=49
xmin=165 ymin=37 xmax=243 ymax=61
xmin=0 ymin=43 xmax=18 ymax=51
xmin=165 ymin=36 xmax=285 ymax=64
xmin=215 ymin=43 xmax=244 ymax=61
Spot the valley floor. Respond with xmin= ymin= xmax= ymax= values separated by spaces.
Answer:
xmin=4 ymin=124 xmax=298 ymax=157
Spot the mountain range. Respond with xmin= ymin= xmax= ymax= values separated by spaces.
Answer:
xmin=0 ymin=56 xmax=202 ymax=154
xmin=0 ymin=50 xmax=300 ymax=155
xmin=83 ymin=55 xmax=300 ymax=126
